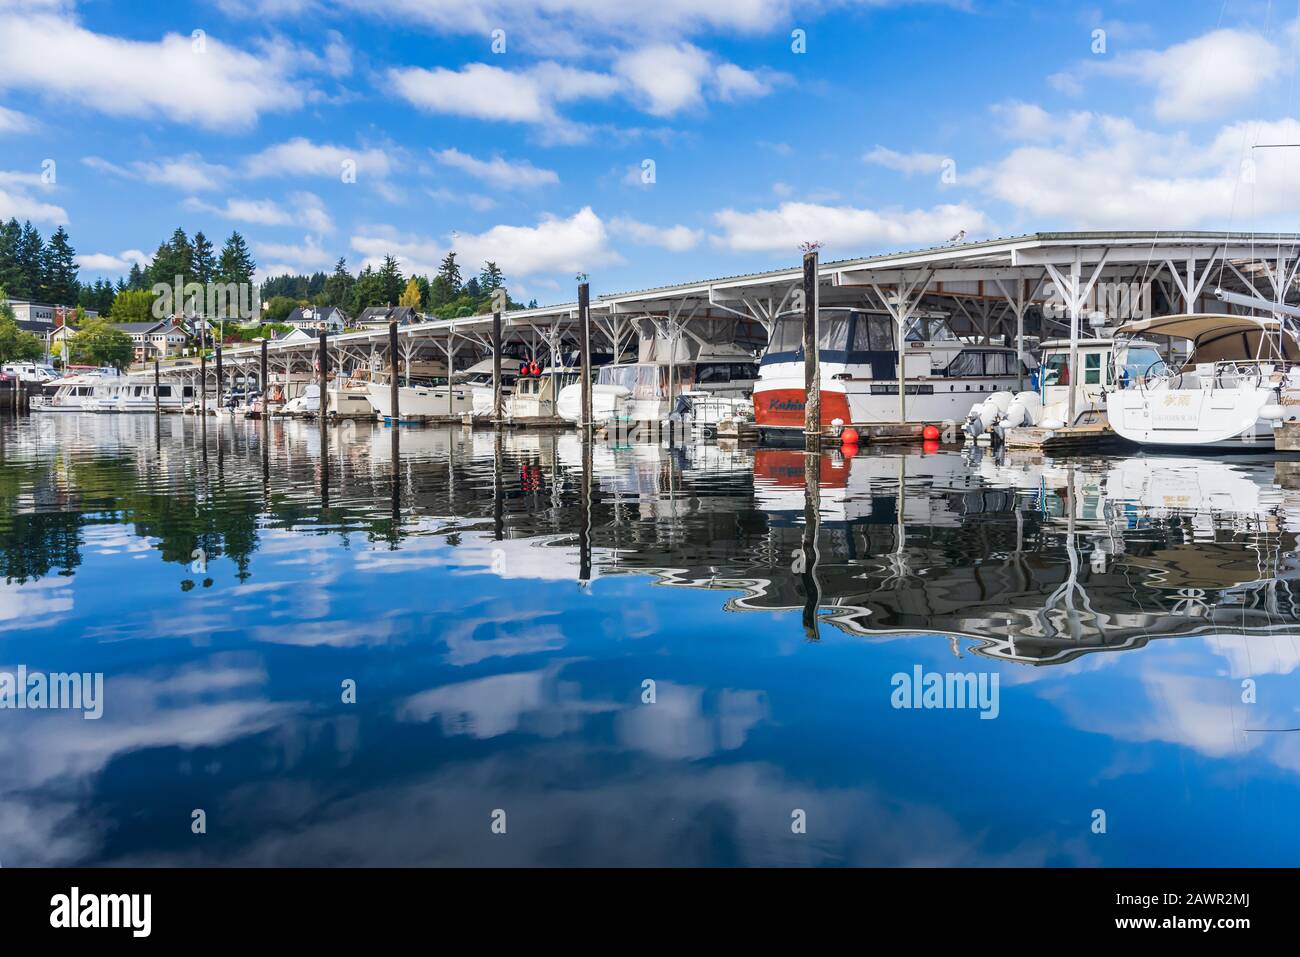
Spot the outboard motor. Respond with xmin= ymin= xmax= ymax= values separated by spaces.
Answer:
xmin=962 ymin=392 xmax=1014 ymax=444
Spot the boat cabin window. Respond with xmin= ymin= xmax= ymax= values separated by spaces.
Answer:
xmin=158 ymin=386 xmax=172 ymax=397
xmin=1042 ymin=353 xmax=1070 ymax=386
xmin=696 ymin=362 xmax=759 ymax=384
xmin=1083 ymin=352 xmax=1113 ymax=385
xmin=183 ymin=385 xmax=195 ymax=398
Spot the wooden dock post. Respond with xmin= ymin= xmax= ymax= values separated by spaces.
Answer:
xmin=317 ymin=328 xmax=329 ymax=419
xmin=387 ymin=321 xmax=400 ymax=424
xmin=578 ymin=281 xmax=592 ymax=430
xmin=492 ymin=308 xmax=503 ymax=427
xmin=259 ymin=337 xmax=268 ymax=414
xmin=154 ymin=357 xmax=161 ymax=416
xmin=200 ymin=346 xmax=207 ymax=417
xmin=215 ymin=340 xmax=223 ymax=409
xmin=802 ymin=250 xmax=820 ymax=453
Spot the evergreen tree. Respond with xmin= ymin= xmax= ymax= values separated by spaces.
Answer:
xmin=126 ymin=263 xmax=146 ymax=290
xmin=437 ymin=252 xmax=462 ymax=293
xmin=15 ymin=222 xmax=44 ymax=300
xmin=192 ymin=231 xmax=216 ymax=285
xmin=216 ymin=231 xmax=256 ymax=286
xmin=377 ymin=254 xmax=405 ymax=305
xmin=479 ymin=261 xmax=504 ymax=292
xmin=0 ymin=219 xmax=21 ymax=295
xmin=323 ymin=257 xmax=354 ymax=308
xmin=42 ymin=226 xmax=79 ymax=304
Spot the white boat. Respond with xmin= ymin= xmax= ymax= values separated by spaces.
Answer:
xmin=367 ymin=376 xmax=474 ymax=421
xmin=752 ymin=308 xmax=1021 ymax=438
xmin=458 ymin=358 xmax=518 ymax=416
xmin=556 ymin=341 xmax=758 ymax=427
xmin=504 ymin=366 xmax=580 ymax=418
xmin=32 ymin=369 xmax=193 ymax=412
xmin=962 ymin=335 xmax=1160 ymax=443
xmin=1105 ymin=313 xmax=1300 ymax=450
xmin=325 ymin=372 xmax=378 ymax=419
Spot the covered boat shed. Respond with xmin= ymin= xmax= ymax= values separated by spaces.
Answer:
xmin=211 ymin=230 xmax=1300 ymax=422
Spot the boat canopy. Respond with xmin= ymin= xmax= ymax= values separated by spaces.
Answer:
xmin=1112 ymin=313 xmax=1300 ymax=363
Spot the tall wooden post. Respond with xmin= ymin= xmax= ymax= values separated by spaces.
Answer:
xmin=199 ymin=345 xmax=207 ymax=417
xmin=578 ymin=282 xmax=592 ymax=430
xmin=259 ymin=338 xmax=268 ymax=414
xmin=317 ymin=329 xmax=329 ymax=419
xmin=154 ymin=357 xmax=161 ymax=416
xmin=492 ymin=308 xmax=503 ymax=426
xmin=215 ymin=340 xmax=223 ymax=409
xmin=388 ymin=321 xmax=400 ymax=424
xmin=802 ymin=251 xmax=820 ymax=453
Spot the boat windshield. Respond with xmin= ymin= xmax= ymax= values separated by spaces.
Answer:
xmin=597 ymin=364 xmax=695 ymax=397
xmin=1116 ymin=345 xmax=1163 ymax=386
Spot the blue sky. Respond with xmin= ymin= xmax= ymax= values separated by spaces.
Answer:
xmin=3 ymin=0 xmax=1300 ymax=304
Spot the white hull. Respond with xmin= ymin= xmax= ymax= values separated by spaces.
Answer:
xmin=367 ymin=382 xmax=474 ymax=420
xmin=1106 ymin=386 xmax=1275 ymax=449
xmin=754 ymin=362 xmax=1019 ymax=431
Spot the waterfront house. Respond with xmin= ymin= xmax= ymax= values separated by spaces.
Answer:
xmin=355 ymin=305 xmax=419 ymax=330
xmin=285 ymin=305 xmax=347 ymax=335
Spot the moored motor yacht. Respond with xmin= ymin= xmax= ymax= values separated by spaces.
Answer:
xmin=753 ymin=307 xmax=1023 ymax=440
xmin=32 ymin=369 xmax=193 ymax=412
xmin=367 ymin=359 xmax=474 ymax=421
xmin=556 ymin=340 xmax=757 ymax=427
xmin=1105 ymin=313 xmax=1300 ymax=450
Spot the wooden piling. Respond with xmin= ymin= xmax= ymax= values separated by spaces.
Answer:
xmin=317 ymin=329 xmax=329 ymax=419
xmin=388 ymin=321 xmax=400 ymax=424
xmin=154 ymin=357 xmax=161 ymax=416
xmin=492 ymin=308 xmax=503 ymax=426
xmin=215 ymin=341 xmax=223 ymax=408
xmin=200 ymin=347 xmax=207 ymax=417
xmin=259 ymin=337 xmax=268 ymax=414
xmin=578 ymin=282 xmax=592 ymax=430
xmin=802 ymin=251 xmax=820 ymax=453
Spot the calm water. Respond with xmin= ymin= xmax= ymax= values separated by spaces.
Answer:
xmin=3 ymin=413 xmax=1300 ymax=866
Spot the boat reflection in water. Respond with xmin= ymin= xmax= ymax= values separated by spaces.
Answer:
xmin=5 ymin=413 xmax=1300 ymax=867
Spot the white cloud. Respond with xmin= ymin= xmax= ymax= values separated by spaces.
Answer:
xmin=76 ymin=249 xmax=150 ymax=274
xmin=615 ymin=43 xmax=714 ymax=116
xmin=0 ymin=169 xmax=64 ymax=224
xmin=388 ymin=61 xmax=617 ymax=135
xmin=864 ymin=146 xmax=950 ymax=176
xmin=452 ymin=206 xmax=622 ymax=276
xmin=1061 ymin=28 xmax=1285 ymax=122
xmin=714 ymin=62 xmax=775 ymax=101
xmin=0 ymin=104 xmax=33 ymax=133
xmin=0 ymin=13 xmax=307 ymax=129
xmin=610 ymin=216 xmax=701 ymax=251
xmin=83 ymin=154 xmax=229 ymax=191
xmin=968 ymin=107 xmax=1300 ymax=229
xmin=1114 ymin=29 xmax=1282 ymax=121
xmin=432 ymin=148 xmax=559 ymax=189
xmin=350 ymin=227 xmax=447 ymax=278
xmin=710 ymin=201 xmax=986 ymax=253
xmin=184 ymin=191 xmax=333 ymax=232
xmin=245 ymin=137 xmax=395 ymax=180
xmin=253 ymin=234 xmax=334 ymax=274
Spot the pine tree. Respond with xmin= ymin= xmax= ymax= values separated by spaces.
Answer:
xmin=126 ymin=263 xmax=146 ymax=290
xmin=192 ymin=231 xmax=215 ymax=285
xmin=216 ymin=232 xmax=256 ymax=286
xmin=479 ymin=261 xmax=504 ymax=292
xmin=15 ymin=222 xmax=44 ymax=301
xmin=43 ymin=226 xmax=79 ymax=305
xmin=437 ymin=252 xmax=462 ymax=293
xmin=323 ymin=257 xmax=354 ymax=308
xmin=377 ymin=254 xmax=404 ymax=305
xmin=0 ymin=219 xmax=21 ymax=295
